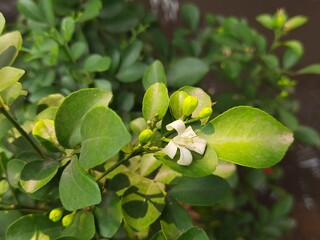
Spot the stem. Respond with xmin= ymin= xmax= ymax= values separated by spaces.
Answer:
xmin=0 ymin=205 xmax=48 ymax=214
xmin=0 ymin=106 xmax=45 ymax=159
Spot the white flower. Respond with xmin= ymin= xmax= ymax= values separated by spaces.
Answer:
xmin=162 ymin=120 xmax=206 ymax=166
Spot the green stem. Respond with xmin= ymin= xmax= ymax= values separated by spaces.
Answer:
xmin=0 ymin=106 xmax=44 ymax=159
xmin=0 ymin=205 xmax=48 ymax=214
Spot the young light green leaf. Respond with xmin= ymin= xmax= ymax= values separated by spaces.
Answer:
xmin=0 ymin=82 xmax=26 ymax=106
xmin=143 ymin=60 xmax=167 ymax=90
xmin=33 ymin=119 xmax=59 ymax=152
xmin=61 ymin=17 xmax=75 ymax=42
xmin=6 ymin=214 xmax=62 ymax=240
xmin=20 ymin=160 xmax=59 ymax=193
xmin=142 ymin=83 xmax=169 ymax=122
xmin=256 ymin=14 xmax=274 ymax=29
xmin=169 ymin=90 xmax=188 ymax=120
xmin=17 ymin=0 xmax=44 ymax=22
xmin=59 ymin=156 xmax=101 ymax=211
xmin=84 ymin=54 xmax=112 ymax=73
xmin=285 ymin=15 xmax=308 ymax=31
xmin=0 ymin=67 xmax=24 ymax=92
xmin=55 ymin=88 xmax=112 ymax=148
xmin=139 ymin=153 xmax=162 ymax=177
xmin=79 ymin=106 xmax=131 ymax=168
xmin=168 ymin=175 xmax=230 ymax=206
xmin=0 ymin=13 xmax=5 ymax=35
xmin=167 ymin=57 xmax=209 ymax=87
xmin=177 ymin=227 xmax=209 ymax=240
xmin=94 ymin=192 xmax=122 ymax=238
xmin=79 ymin=0 xmax=102 ymax=22
xmin=199 ymin=106 xmax=294 ymax=168
xmin=181 ymin=3 xmax=200 ymax=30
xmin=62 ymin=211 xmax=95 ymax=240
xmin=121 ymin=178 xmax=165 ymax=231
xmin=116 ymin=62 xmax=146 ymax=83
xmin=297 ymin=63 xmax=320 ymax=75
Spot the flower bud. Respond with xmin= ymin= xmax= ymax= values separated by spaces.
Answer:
xmin=273 ymin=8 xmax=287 ymax=29
xmin=197 ymin=107 xmax=213 ymax=119
xmin=182 ymin=96 xmax=198 ymax=117
xmin=138 ymin=128 xmax=154 ymax=144
xmin=49 ymin=208 xmax=63 ymax=222
xmin=62 ymin=212 xmax=75 ymax=227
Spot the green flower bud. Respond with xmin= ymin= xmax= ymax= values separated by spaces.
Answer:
xmin=197 ymin=107 xmax=213 ymax=119
xmin=138 ymin=128 xmax=154 ymax=144
xmin=273 ymin=8 xmax=287 ymax=29
xmin=49 ymin=208 xmax=63 ymax=222
xmin=182 ymin=96 xmax=198 ymax=117
xmin=62 ymin=212 xmax=75 ymax=227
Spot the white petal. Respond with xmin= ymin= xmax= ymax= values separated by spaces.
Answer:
xmin=185 ymin=136 xmax=206 ymax=155
xmin=166 ymin=120 xmax=185 ymax=135
xmin=177 ymin=147 xmax=193 ymax=166
xmin=179 ymin=126 xmax=197 ymax=138
xmin=162 ymin=140 xmax=178 ymax=159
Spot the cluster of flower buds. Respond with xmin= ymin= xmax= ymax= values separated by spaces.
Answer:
xmin=49 ymin=208 xmax=75 ymax=227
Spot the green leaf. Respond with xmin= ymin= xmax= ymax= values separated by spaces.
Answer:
xmin=283 ymin=40 xmax=303 ymax=69
xmin=121 ymin=178 xmax=165 ymax=231
xmin=59 ymin=156 xmax=101 ymax=211
xmin=278 ymin=109 xmax=299 ymax=130
xmin=139 ymin=153 xmax=161 ymax=177
xmin=256 ymin=14 xmax=274 ymax=29
xmin=116 ymin=62 xmax=146 ymax=83
xmin=0 ymin=210 xmax=22 ymax=237
xmin=294 ymin=125 xmax=320 ymax=147
xmin=0 ymin=13 xmax=5 ymax=35
xmin=55 ymin=88 xmax=112 ymax=148
xmin=61 ymin=17 xmax=75 ymax=42
xmin=0 ymin=67 xmax=25 ymax=92
xmin=177 ymin=227 xmax=209 ymax=240
xmin=285 ymin=15 xmax=308 ymax=31
xmin=169 ymin=90 xmax=188 ymax=120
xmin=0 ymin=82 xmax=26 ymax=106
xmin=39 ymin=0 xmax=55 ymax=26
xmin=168 ymin=175 xmax=230 ymax=206
xmin=151 ymin=231 xmax=167 ymax=240
xmin=160 ymin=198 xmax=193 ymax=240
xmin=200 ymin=106 xmax=294 ymax=168
xmin=84 ymin=54 xmax=112 ymax=73
xmin=155 ymin=144 xmax=218 ymax=177
xmin=33 ymin=119 xmax=60 ymax=152
xmin=181 ymin=3 xmax=200 ymax=30
xmin=120 ymin=40 xmax=143 ymax=70
xmin=142 ymin=83 xmax=169 ymax=122
xmin=105 ymin=11 xmax=139 ymax=33
xmin=297 ymin=63 xmax=320 ymax=75
xmin=20 ymin=160 xmax=59 ymax=193
xmin=0 ymin=31 xmax=22 ymax=67
xmin=6 ymin=214 xmax=62 ymax=240
xmin=167 ymin=57 xmax=209 ymax=87
xmin=79 ymin=0 xmax=102 ymax=22
xmin=62 ymin=211 xmax=95 ymax=240
xmin=94 ymin=192 xmax=122 ymax=238
xmin=271 ymin=194 xmax=294 ymax=219
xmin=143 ymin=60 xmax=167 ymax=90
xmin=6 ymin=159 xmax=26 ymax=188
xmin=17 ymin=0 xmax=44 ymax=22
xmin=79 ymin=106 xmax=131 ymax=168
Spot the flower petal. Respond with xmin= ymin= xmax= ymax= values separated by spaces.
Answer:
xmin=162 ymin=140 xmax=178 ymax=159
xmin=179 ymin=126 xmax=197 ymax=138
xmin=166 ymin=120 xmax=185 ymax=135
xmin=185 ymin=136 xmax=206 ymax=155
xmin=177 ymin=147 xmax=193 ymax=166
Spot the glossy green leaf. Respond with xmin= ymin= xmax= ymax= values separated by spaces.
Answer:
xmin=167 ymin=57 xmax=209 ymax=87
xmin=121 ymin=178 xmax=165 ymax=231
xmin=6 ymin=214 xmax=62 ymax=240
xmin=79 ymin=106 xmax=131 ymax=168
xmin=20 ymin=160 xmax=59 ymax=193
xmin=285 ymin=15 xmax=308 ymax=31
xmin=142 ymin=83 xmax=169 ymax=122
xmin=168 ymin=175 xmax=230 ymax=206
xmin=169 ymin=90 xmax=188 ymax=120
xmin=200 ymin=106 xmax=294 ymax=168
xmin=120 ymin=40 xmax=143 ymax=70
xmin=59 ymin=157 xmax=101 ymax=211
xmin=143 ymin=60 xmax=167 ymax=90
xmin=0 ymin=31 xmax=22 ymax=67
xmin=256 ymin=14 xmax=273 ymax=29
xmin=17 ymin=0 xmax=44 ymax=22
xmin=62 ymin=211 xmax=95 ymax=240
xmin=181 ymin=3 xmax=200 ymax=30
xmin=79 ymin=0 xmax=102 ymax=22
xmin=177 ymin=227 xmax=209 ymax=240
xmin=0 ymin=67 xmax=25 ymax=92
xmin=55 ymin=88 xmax=112 ymax=148
xmin=295 ymin=125 xmax=320 ymax=147
xmin=94 ymin=192 xmax=122 ymax=238
xmin=0 ymin=13 xmax=4 ymax=35
xmin=33 ymin=119 xmax=60 ymax=152
xmin=155 ymin=144 xmax=218 ymax=177
xmin=160 ymin=198 xmax=193 ymax=240
xmin=297 ymin=63 xmax=320 ymax=75
xmin=61 ymin=17 xmax=75 ymax=42
xmin=39 ymin=0 xmax=55 ymax=26
xmin=116 ymin=62 xmax=146 ymax=83
xmin=6 ymin=159 xmax=26 ymax=188
xmin=84 ymin=54 xmax=112 ymax=73
xmin=0 ymin=210 xmax=22 ymax=237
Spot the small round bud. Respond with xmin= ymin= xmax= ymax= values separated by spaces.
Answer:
xmin=138 ymin=129 xmax=154 ymax=144
xmin=273 ymin=8 xmax=287 ymax=29
xmin=182 ymin=96 xmax=198 ymax=117
xmin=62 ymin=213 xmax=75 ymax=227
xmin=49 ymin=208 xmax=63 ymax=222
xmin=197 ymin=107 xmax=213 ymax=119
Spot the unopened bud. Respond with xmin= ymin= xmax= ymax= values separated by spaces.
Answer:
xmin=139 ymin=129 xmax=154 ymax=144
xmin=49 ymin=208 xmax=63 ymax=222
xmin=62 ymin=212 xmax=75 ymax=227
xmin=197 ymin=107 xmax=213 ymax=119
xmin=273 ymin=8 xmax=287 ymax=29
xmin=182 ymin=96 xmax=198 ymax=117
